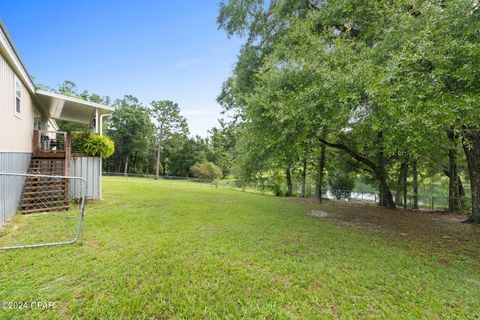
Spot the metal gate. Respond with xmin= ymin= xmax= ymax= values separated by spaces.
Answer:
xmin=0 ymin=172 xmax=86 ymax=250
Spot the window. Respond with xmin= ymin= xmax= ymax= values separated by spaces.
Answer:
xmin=14 ymin=75 xmax=21 ymax=117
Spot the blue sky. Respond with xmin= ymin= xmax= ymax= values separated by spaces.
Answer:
xmin=0 ymin=1 xmax=241 ymax=136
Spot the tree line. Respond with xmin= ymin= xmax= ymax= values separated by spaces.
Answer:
xmin=215 ymin=0 xmax=480 ymax=222
xmin=40 ymin=81 xmax=235 ymax=181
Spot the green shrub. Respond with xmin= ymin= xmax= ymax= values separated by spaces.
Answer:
xmin=71 ymin=132 xmax=90 ymax=153
xmin=329 ymin=172 xmax=355 ymax=200
xmin=83 ymin=134 xmax=115 ymax=158
xmin=191 ymin=161 xmax=222 ymax=180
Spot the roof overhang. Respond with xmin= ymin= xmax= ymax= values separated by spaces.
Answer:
xmin=35 ymin=90 xmax=114 ymax=124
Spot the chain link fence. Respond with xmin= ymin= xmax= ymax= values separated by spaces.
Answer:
xmin=103 ymin=172 xmax=214 ymax=183
xmin=0 ymin=172 xmax=86 ymax=250
xmin=102 ymin=173 xmax=470 ymax=212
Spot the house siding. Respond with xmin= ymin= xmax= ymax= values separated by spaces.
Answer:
xmin=0 ymin=152 xmax=31 ymax=226
xmin=0 ymin=52 xmax=35 ymax=153
xmin=0 ymin=36 xmax=36 ymax=225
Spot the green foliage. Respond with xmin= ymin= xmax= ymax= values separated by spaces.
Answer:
xmin=149 ymin=100 xmax=189 ymax=175
xmin=55 ymin=80 xmax=111 ymax=105
xmin=105 ymin=96 xmax=156 ymax=174
xmin=82 ymin=134 xmax=115 ymax=158
xmin=71 ymin=132 xmax=90 ymax=153
xmin=149 ymin=100 xmax=189 ymax=140
xmin=191 ymin=161 xmax=223 ymax=180
xmin=163 ymin=134 xmax=212 ymax=177
xmin=329 ymin=172 xmax=355 ymax=200
xmin=71 ymin=132 xmax=115 ymax=158
xmin=209 ymin=119 xmax=239 ymax=177
xmin=263 ymin=171 xmax=287 ymax=197
xmin=57 ymin=120 xmax=90 ymax=133
xmin=217 ymin=0 xmax=480 ymax=214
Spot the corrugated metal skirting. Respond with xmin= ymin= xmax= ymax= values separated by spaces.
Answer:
xmin=0 ymin=152 xmax=31 ymax=226
xmin=70 ymin=157 xmax=100 ymax=200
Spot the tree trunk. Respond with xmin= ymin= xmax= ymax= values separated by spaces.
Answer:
xmin=124 ymin=154 xmax=129 ymax=176
xmin=155 ymin=126 xmax=163 ymax=178
xmin=403 ymin=168 xmax=408 ymax=209
xmin=132 ymin=152 xmax=138 ymax=174
xmin=458 ymin=175 xmax=465 ymax=198
xmin=447 ymin=129 xmax=462 ymax=212
xmin=316 ymin=143 xmax=326 ymax=203
xmin=395 ymin=161 xmax=408 ymax=207
xmin=394 ymin=164 xmax=402 ymax=206
xmin=118 ymin=153 xmax=123 ymax=173
xmin=412 ymin=160 xmax=419 ymax=209
xmin=462 ymin=129 xmax=480 ymax=223
xmin=376 ymin=132 xmax=396 ymax=209
xmin=376 ymin=170 xmax=395 ymax=208
xmin=301 ymin=158 xmax=307 ymax=197
xmin=285 ymin=167 xmax=293 ymax=197
xmin=458 ymin=175 xmax=467 ymax=209
xmin=155 ymin=140 xmax=162 ymax=178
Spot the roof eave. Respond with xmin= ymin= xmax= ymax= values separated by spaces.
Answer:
xmin=35 ymin=89 xmax=114 ymax=113
xmin=35 ymin=90 xmax=114 ymax=125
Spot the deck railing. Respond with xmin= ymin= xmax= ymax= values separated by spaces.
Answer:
xmin=32 ymin=130 xmax=72 ymax=175
xmin=33 ymin=130 xmax=71 ymax=153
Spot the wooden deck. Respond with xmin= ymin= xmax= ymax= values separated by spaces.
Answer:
xmin=32 ymin=151 xmax=67 ymax=159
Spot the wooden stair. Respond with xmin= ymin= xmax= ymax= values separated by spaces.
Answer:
xmin=19 ymin=158 xmax=69 ymax=214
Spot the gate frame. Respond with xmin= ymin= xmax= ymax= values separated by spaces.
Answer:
xmin=0 ymin=172 xmax=86 ymax=250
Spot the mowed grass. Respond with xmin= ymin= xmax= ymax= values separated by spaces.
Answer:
xmin=0 ymin=177 xmax=479 ymax=319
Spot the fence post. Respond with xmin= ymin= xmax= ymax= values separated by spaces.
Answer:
xmin=431 ymin=196 xmax=434 ymax=211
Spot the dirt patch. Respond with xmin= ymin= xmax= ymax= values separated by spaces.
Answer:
xmin=0 ymin=222 xmax=21 ymax=237
xmin=307 ymin=210 xmax=329 ymax=218
xmin=295 ymin=199 xmax=480 ymax=270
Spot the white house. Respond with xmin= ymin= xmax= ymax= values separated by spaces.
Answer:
xmin=0 ymin=20 xmax=113 ymax=225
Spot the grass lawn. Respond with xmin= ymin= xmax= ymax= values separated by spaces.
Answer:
xmin=0 ymin=177 xmax=479 ymax=319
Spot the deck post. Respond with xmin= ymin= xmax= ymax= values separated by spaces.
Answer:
xmin=32 ymin=130 xmax=40 ymax=153
xmin=95 ymin=108 xmax=99 ymax=133
xmin=64 ymin=132 xmax=72 ymax=176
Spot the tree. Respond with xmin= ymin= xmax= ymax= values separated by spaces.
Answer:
xmin=149 ymin=101 xmax=189 ymax=178
xmin=163 ymin=134 xmax=212 ymax=177
xmin=209 ymin=119 xmax=239 ymax=177
xmin=218 ymin=0 xmax=402 ymax=208
xmin=218 ymin=0 xmax=480 ymax=218
xmin=371 ymin=0 xmax=480 ymax=220
xmin=107 ymin=96 xmax=155 ymax=175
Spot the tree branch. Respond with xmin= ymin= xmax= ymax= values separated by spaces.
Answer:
xmin=318 ymin=138 xmax=378 ymax=171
